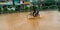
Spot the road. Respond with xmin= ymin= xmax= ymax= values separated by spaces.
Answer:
xmin=0 ymin=11 xmax=60 ymax=30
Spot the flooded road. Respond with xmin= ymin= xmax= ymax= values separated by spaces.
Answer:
xmin=0 ymin=11 xmax=60 ymax=30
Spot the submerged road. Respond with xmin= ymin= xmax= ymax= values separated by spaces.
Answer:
xmin=0 ymin=11 xmax=60 ymax=30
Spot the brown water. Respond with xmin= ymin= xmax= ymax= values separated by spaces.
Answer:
xmin=0 ymin=11 xmax=60 ymax=30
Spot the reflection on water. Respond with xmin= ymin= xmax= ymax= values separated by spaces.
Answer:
xmin=0 ymin=11 xmax=60 ymax=30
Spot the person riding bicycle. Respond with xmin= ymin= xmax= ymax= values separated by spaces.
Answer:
xmin=32 ymin=5 xmax=39 ymax=17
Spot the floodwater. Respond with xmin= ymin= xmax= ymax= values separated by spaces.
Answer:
xmin=0 ymin=11 xmax=60 ymax=30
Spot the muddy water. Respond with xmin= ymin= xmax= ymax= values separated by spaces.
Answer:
xmin=0 ymin=11 xmax=60 ymax=30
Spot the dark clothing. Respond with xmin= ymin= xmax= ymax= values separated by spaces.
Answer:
xmin=32 ymin=10 xmax=39 ymax=17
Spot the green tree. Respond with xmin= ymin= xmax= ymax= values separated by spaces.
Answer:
xmin=44 ymin=0 xmax=55 ymax=6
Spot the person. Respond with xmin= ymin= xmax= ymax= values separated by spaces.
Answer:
xmin=57 ymin=2 xmax=60 ymax=11
xmin=32 ymin=3 xmax=42 ymax=17
xmin=32 ymin=5 xmax=39 ymax=17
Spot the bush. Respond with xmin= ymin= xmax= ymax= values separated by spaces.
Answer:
xmin=42 ymin=6 xmax=48 ymax=9
xmin=49 ymin=5 xmax=58 ymax=9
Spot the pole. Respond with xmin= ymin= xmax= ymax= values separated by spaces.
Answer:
xmin=13 ymin=0 xmax=15 ymax=6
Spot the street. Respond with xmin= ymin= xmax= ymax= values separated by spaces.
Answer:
xmin=0 ymin=11 xmax=60 ymax=30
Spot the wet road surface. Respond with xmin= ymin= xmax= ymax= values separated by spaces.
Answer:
xmin=0 ymin=11 xmax=60 ymax=30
